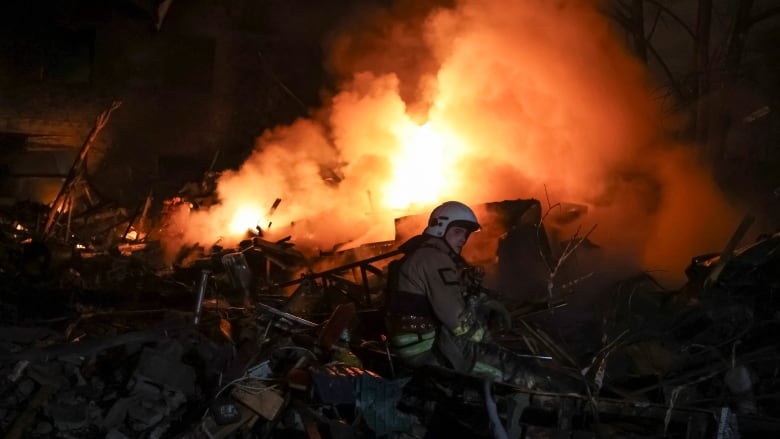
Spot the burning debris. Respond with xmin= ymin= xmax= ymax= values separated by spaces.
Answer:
xmin=1 ymin=0 xmax=779 ymax=438
xmin=2 ymin=188 xmax=780 ymax=438
xmin=0 ymin=76 xmax=776 ymax=439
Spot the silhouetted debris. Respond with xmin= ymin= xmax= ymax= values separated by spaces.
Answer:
xmin=1 ymin=198 xmax=780 ymax=437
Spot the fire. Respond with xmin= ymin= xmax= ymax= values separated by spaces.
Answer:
xmin=383 ymin=121 xmax=458 ymax=210
xmin=228 ymin=207 xmax=266 ymax=236
xmin=160 ymin=0 xmax=739 ymax=282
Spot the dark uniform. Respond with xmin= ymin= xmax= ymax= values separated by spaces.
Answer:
xmin=385 ymin=235 xmax=564 ymax=390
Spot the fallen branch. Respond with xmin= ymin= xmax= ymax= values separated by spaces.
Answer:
xmin=536 ymin=187 xmax=598 ymax=306
xmin=548 ymin=223 xmax=598 ymax=300
xmin=517 ymin=319 xmax=577 ymax=367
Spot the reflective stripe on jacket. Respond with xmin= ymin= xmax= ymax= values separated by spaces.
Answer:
xmin=385 ymin=236 xmax=485 ymax=359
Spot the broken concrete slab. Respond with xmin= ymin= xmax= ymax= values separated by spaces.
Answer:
xmin=133 ymin=345 xmax=196 ymax=396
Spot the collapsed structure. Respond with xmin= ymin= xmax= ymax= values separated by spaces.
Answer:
xmin=1 ymin=157 xmax=779 ymax=439
xmin=1 ymin=1 xmax=778 ymax=434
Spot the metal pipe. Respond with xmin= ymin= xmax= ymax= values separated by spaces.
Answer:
xmin=255 ymin=302 xmax=318 ymax=327
xmin=381 ymin=334 xmax=395 ymax=378
xmin=193 ymin=269 xmax=210 ymax=325
xmin=484 ymin=379 xmax=509 ymax=439
xmin=263 ymin=249 xmax=402 ymax=290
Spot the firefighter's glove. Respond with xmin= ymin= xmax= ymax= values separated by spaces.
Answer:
xmin=477 ymin=298 xmax=512 ymax=331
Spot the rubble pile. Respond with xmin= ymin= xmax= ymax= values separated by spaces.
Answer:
xmin=1 ymin=194 xmax=780 ymax=438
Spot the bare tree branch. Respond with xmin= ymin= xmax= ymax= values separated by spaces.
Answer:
xmin=536 ymin=201 xmax=561 ymax=274
xmin=749 ymin=6 xmax=780 ymax=28
xmin=646 ymin=5 xmax=663 ymax=40
xmin=646 ymin=41 xmax=687 ymax=102
xmin=606 ymin=5 xmax=685 ymax=102
xmin=642 ymin=0 xmax=697 ymax=39
xmin=706 ymin=0 xmax=755 ymax=162
xmin=694 ymin=0 xmax=713 ymax=146
xmin=544 ymin=184 xmax=552 ymax=210
xmin=631 ymin=0 xmax=648 ymax=62
xmin=535 ymin=192 xmax=598 ymax=308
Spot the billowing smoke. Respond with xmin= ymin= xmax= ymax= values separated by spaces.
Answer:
xmin=166 ymin=0 xmax=740 ymax=285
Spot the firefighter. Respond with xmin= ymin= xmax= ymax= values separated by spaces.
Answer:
xmin=385 ymin=201 xmax=564 ymax=389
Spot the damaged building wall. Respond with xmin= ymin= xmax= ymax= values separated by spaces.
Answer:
xmin=0 ymin=0 xmax=355 ymax=206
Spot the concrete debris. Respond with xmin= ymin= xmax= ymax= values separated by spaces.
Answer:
xmin=1 ymin=198 xmax=780 ymax=437
xmin=103 ymin=395 xmax=142 ymax=430
xmin=32 ymin=420 xmax=53 ymax=436
xmin=47 ymin=402 xmax=88 ymax=431
xmin=126 ymin=399 xmax=166 ymax=431
xmin=106 ymin=428 xmax=132 ymax=439
xmin=133 ymin=343 xmax=197 ymax=396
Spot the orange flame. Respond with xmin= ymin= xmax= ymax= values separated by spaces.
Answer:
xmin=383 ymin=121 xmax=460 ymax=210
xmin=162 ymin=0 xmax=739 ymax=283
xmin=228 ymin=207 xmax=267 ymax=236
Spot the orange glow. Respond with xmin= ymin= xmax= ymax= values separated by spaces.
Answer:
xmin=228 ymin=207 xmax=266 ymax=235
xmin=383 ymin=121 xmax=459 ymax=210
xmin=161 ymin=0 xmax=739 ymax=283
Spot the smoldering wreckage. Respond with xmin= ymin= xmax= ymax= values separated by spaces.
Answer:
xmin=2 ymin=120 xmax=780 ymax=439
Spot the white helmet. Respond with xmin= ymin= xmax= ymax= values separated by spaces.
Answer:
xmin=424 ymin=201 xmax=480 ymax=237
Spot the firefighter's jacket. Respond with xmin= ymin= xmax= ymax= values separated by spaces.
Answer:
xmin=385 ymin=235 xmax=486 ymax=367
